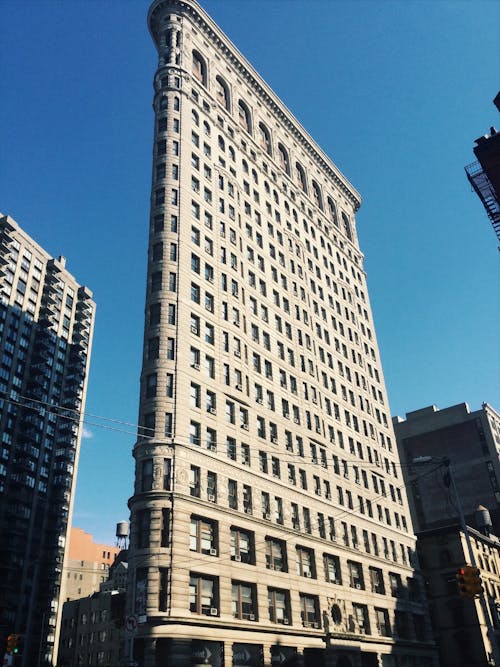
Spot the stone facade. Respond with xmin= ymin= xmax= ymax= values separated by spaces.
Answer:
xmin=126 ymin=2 xmax=437 ymax=666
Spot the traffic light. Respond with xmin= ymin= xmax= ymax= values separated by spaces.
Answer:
xmin=456 ymin=565 xmax=483 ymax=598
xmin=6 ymin=634 xmax=22 ymax=655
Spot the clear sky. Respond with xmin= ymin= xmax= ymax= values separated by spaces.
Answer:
xmin=1 ymin=0 xmax=498 ymax=544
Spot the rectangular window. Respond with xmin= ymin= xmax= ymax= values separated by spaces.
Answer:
xmin=296 ymin=546 xmax=315 ymax=578
xmin=232 ymin=581 xmax=257 ymax=621
xmin=266 ymin=538 xmax=287 ymax=572
xmin=230 ymin=527 xmax=254 ymax=564
xmin=268 ymin=588 xmax=290 ymax=625
xmin=189 ymin=465 xmax=201 ymax=497
xmin=300 ymin=594 xmax=320 ymax=628
xmin=189 ymin=574 xmax=218 ymax=616
xmin=324 ymin=554 xmax=341 ymax=584
xmin=189 ymin=516 xmax=217 ymax=555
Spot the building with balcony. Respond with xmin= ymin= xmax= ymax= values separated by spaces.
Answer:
xmin=465 ymin=92 xmax=500 ymax=247
xmin=125 ymin=2 xmax=437 ymax=666
xmin=0 ymin=214 xmax=95 ymax=666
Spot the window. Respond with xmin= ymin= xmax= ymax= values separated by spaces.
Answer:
xmin=258 ymin=122 xmax=272 ymax=155
xmin=189 ymin=466 xmax=200 ymax=497
xmin=140 ymin=459 xmax=153 ymax=492
xmin=216 ymin=75 xmax=230 ymax=111
xmin=207 ymin=471 xmax=217 ymax=501
xmin=296 ymin=546 xmax=315 ymax=578
xmin=135 ymin=509 xmax=150 ymax=549
xmin=353 ymin=604 xmax=370 ymax=635
xmin=228 ymin=479 xmax=238 ymax=509
xmin=266 ymin=537 xmax=287 ymax=572
xmin=375 ymin=608 xmax=391 ymax=637
xmin=389 ymin=572 xmax=403 ymax=597
xmin=189 ymin=516 xmax=217 ymax=555
xmin=230 ymin=527 xmax=254 ymax=564
xmin=324 ymin=554 xmax=341 ymax=584
xmin=232 ymin=581 xmax=257 ymax=621
xmin=189 ymin=421 xmax=201 ymax=446
xmin=268 ymin=588 xmax=290 ymax=625
xmin=369 ymin=567 xmax=385 ymax=594
xmin=300 ymin=595 xmax=320 ymax=628
xmin=189 ymin=573 xmax=217 ymax=615
xmin=238 ymin=100 xmax=252 ymax=134
xmin=192 ymin=51 xmax=207 ymax=86
xmin=159 ymin=567 xmax=168 ymax=612
xmin=348 ymin=561 xmax=364 ymax=589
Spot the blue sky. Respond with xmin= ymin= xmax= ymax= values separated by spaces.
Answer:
xmin=1 ymin=0 xmax=498 ymax=544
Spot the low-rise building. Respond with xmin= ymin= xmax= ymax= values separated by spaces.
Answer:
xmin=63 ymin=527 xmax=120 ymax=601
xmin=416 ymin=522 xmax=500 ymax=667
xmin=58 ymin=551 xmax=128 ymax=667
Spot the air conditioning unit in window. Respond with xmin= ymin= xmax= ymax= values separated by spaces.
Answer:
xmin=235 ymin=384 xmax=242 ymax=390
xmin=205 ymin=304 xmax=212 ymax=311
xmin=208 ymin=407 xmax=216 ymax=415
xmin=207 ymin=276 xmax=214 ymax=283
xmin=210 ymin=548 xmax=217 ymax=556
xmin=293 ymin=418 xmax=300 ymax=424
xmin=256 ymin=398 xmax=263 ymax=405
xmin=264 ymin=513 xmax=271 ymax=520
xmin=241 ymin=423 xmax=249 ymax=430
xmin=271 ymin=437 xmax=278 ymax=444
xmin=234 ymin=555 xmax=241 ymax=562
xmin=283 ymin=618 xmax=290 ymax=625
xmin=191 ymin=363 xmax=200 ymax=370
xmin=234 ymin=350 xmax=241 ymax=358
xmin=305 ymin=571 xmax=312 ymax=578
xmin=191 ymin=325 xmax=198 ymax=334
xmin=208 ymin=494 xmax=216 ymax=502
xmin=313 ymin=622 xmax=320 ymax=629
xmin=207 ymin=444 xmax=216 ymax=451
xmin=249 ymin=613 xmax=256 ymax=621
xmin=312 ymin=398 xmax=318 ymax=405
xmin=355 ymin=583 xmax=361 ymax=589
xmin=210 ymin=608 xmax=218 ymax=616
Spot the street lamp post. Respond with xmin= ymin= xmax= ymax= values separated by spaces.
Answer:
xmin=412 ymin=456 xmax=500 ymax=666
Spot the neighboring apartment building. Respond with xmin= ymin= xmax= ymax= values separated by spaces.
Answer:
xmin=126 ymin=2 xmax=437 ymax=666
xmin=64 ymin=527 xmax=120 ymax=601
xmin=415 ymin=521 xmax=500 ymax=667
xmin=465 ymin=92 xmax=500 ymax=246
xmin=58 ymin=551 xmax=128 ymax=667
xmin=0 ymin=214 xmax=95 ymax=666
xmin=394 ymin=402 xmax=500 ymax=534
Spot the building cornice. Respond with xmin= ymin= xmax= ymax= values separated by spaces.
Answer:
xmin=148 ymin=0 xmax=362 ymax=212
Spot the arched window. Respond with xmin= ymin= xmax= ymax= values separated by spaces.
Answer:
xmin=203 ymin=120 xmax=210 ymax=136
xmin=277 ymin=143 xmax=290 ymax=175
xmin=215 ymin=75 xmax=230 ymax=111
xmin=258 ymin=122 xmax=272 ymax=156
xmin=173 ymin=96 xmax=180 ymax=111
xmin=327 ymin=197 xmax=338 ymax=227
xmin=191 ymin=109 xmax=199 ymax=126
xmin=312 ymin=181 xmax=323 ymax=211
xmin=238 ymin=100 xmax=252 ymax=134
xmin=342 ymin=212 xmax=353 ymax=241
xmin=192 ymin=50 xmax=207 ymax=87
xmin=296 ymin=162 xmax=307 ymax=194
xmin=159 ymin=96 xmax=168 ymax=111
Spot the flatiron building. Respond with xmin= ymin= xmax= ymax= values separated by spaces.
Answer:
xmin=127 ymin=2 xmax=436 ymax=666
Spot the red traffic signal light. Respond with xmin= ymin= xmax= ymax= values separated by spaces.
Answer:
xmin=456 ymin=565 xmax=483 ymax=598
